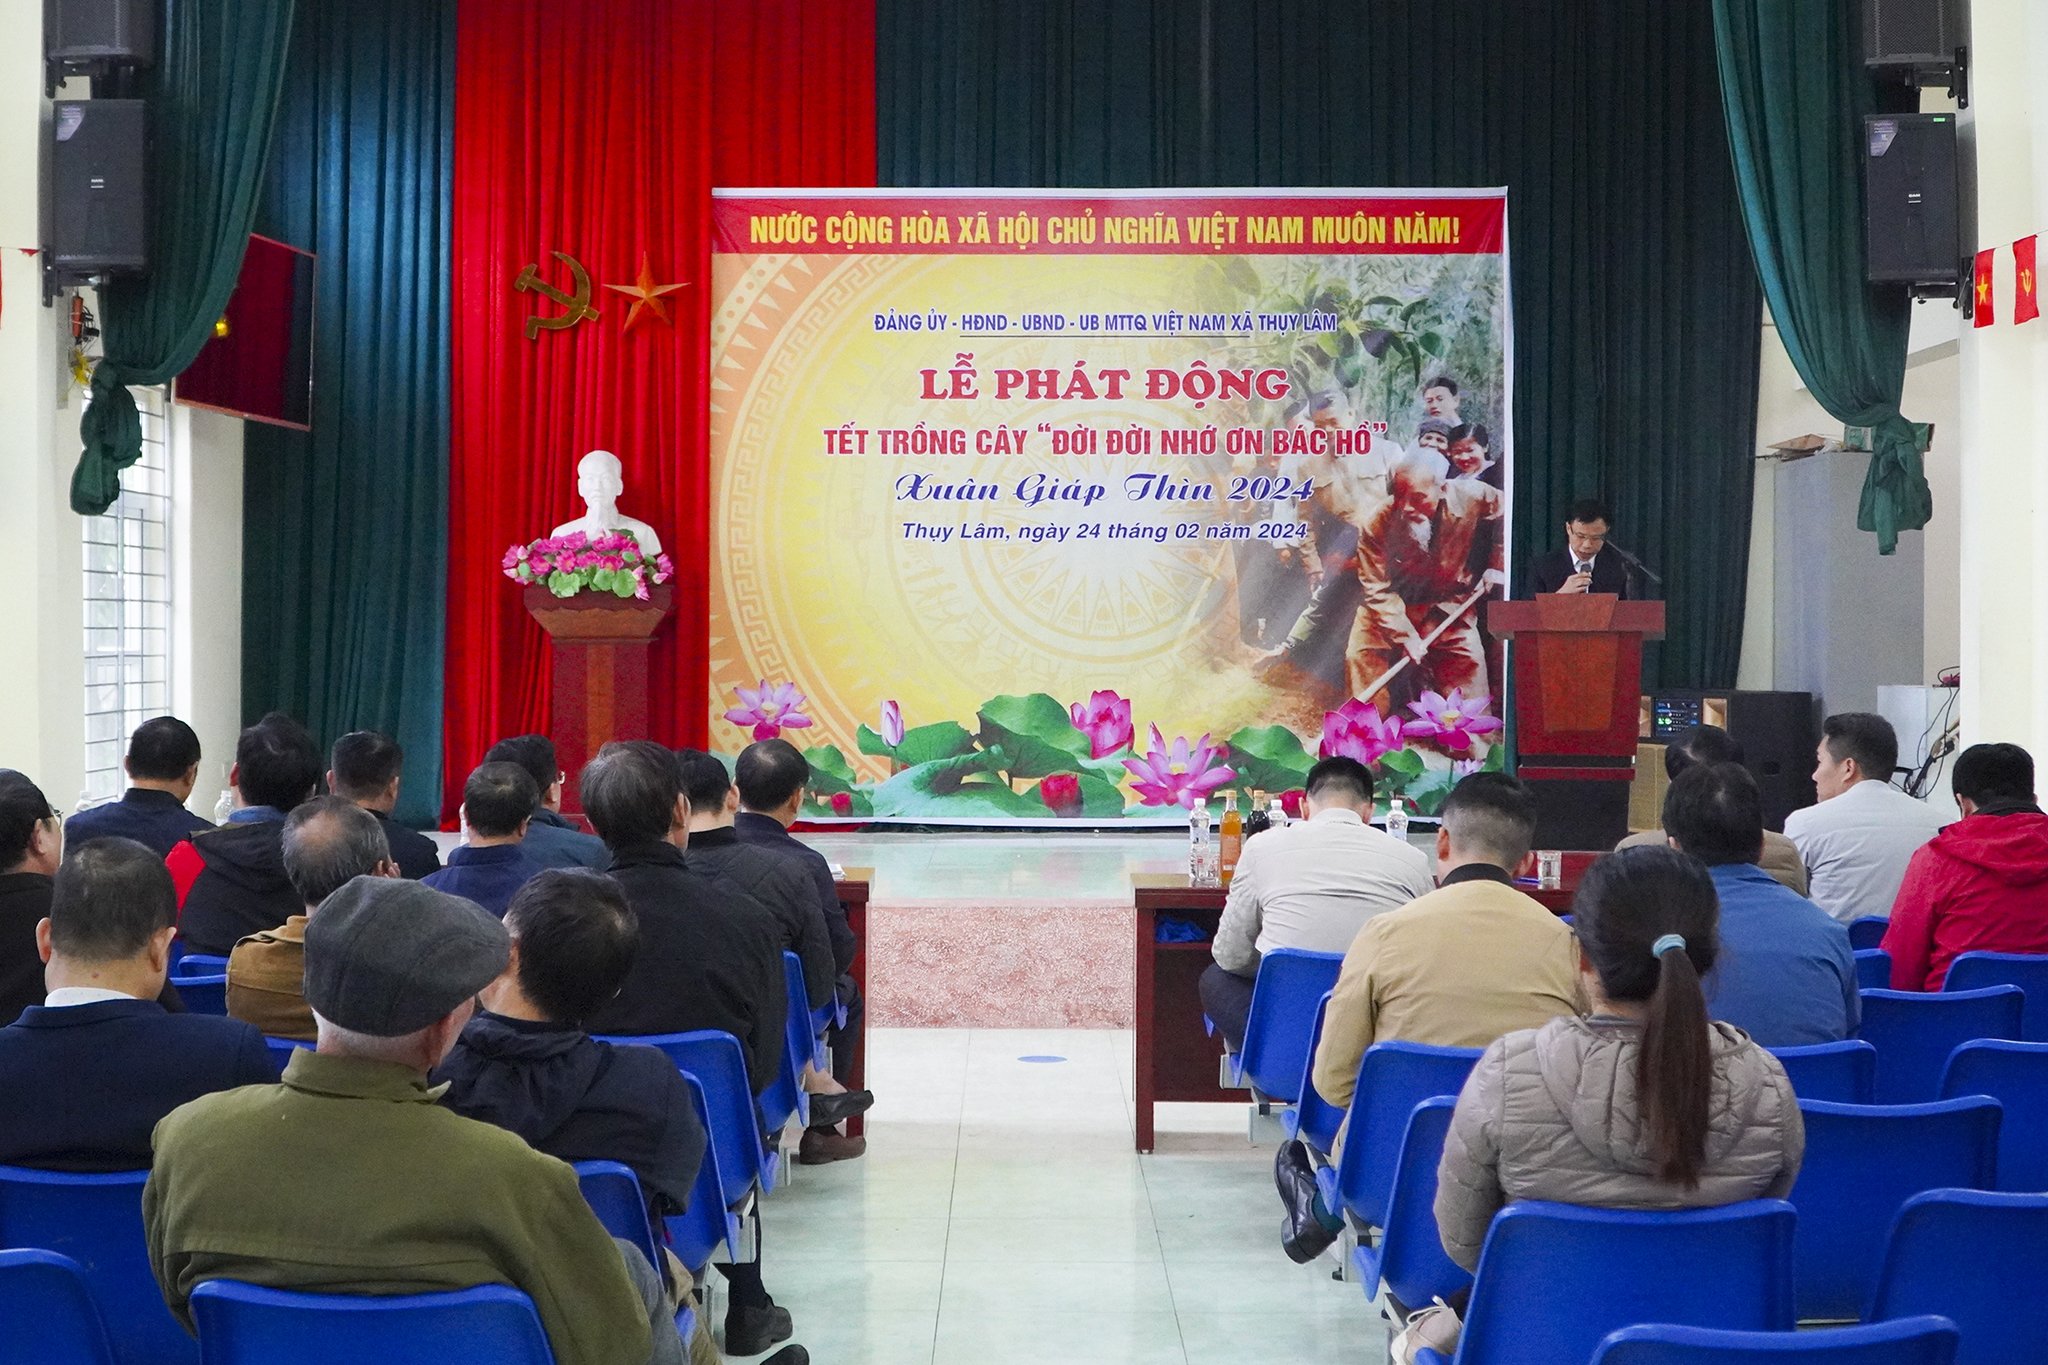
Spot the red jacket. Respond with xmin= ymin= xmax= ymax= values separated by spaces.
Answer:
xmin=1883 ymin=806 xmax=2048 ymax=991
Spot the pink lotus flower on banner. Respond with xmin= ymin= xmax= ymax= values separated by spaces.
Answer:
xmin=1279 ymin=788 xmax=1307 ymax=820
xmin=1453 ymin=757 xmax=1485 ymax=781
xmin=723 ymin=680 xmax=814 ymax=741
xmin=1402 ymin=690 xmax=1504 ymax=755
xmin=829 ymin=792 xmax=853 ymax=816
xmin=880 ymin=699 xmax=905 ymax=748
xmin=1039 ymin=773 xmax=1083 ymax=816
xmin=1319 ymin=697 xmax=1406 ymax=764
xmin=1068 ymin=689 xmax=1135 ymax=757
xmin=1122 ymin=725 xmax=1235 ymax=809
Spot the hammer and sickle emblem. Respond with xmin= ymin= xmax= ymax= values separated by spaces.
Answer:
xmin=513 ymin=251 xmax=600 ymax=341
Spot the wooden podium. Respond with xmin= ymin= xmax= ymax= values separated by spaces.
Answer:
xmin=524 ymin=583 xmax=673 ymax=813
xmin=1488 ymin=595 xmax=1666 ymax=850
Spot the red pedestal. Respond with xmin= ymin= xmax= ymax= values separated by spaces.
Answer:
xmin=524 ymin=583 xmax=674 ymax=813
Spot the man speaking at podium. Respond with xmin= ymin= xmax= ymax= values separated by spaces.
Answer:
xmin=1530 ymin=497 xmax=1633 ymax=597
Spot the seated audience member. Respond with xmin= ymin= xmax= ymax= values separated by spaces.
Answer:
xmin=436 ymin=871 xmax=808 ymax=1365
xmin=0 ymin=838 xmax=271 ymax=1171
xmin=1617 ymin=725 xmax=1807 ymax=894
xmin=1785 ymin=712 xmax=1946 ymax=923
xmin=227 ymin=797 xmax=396 ymax=1041
xmin=1203 ymin=755 xmax=1434 ymax=1053
xmin=166 ymin=712 xmax=323 ymax=955
xmin=734 ymin=740 xmax=862 ymax=1090
xmin=1410 ymin=847 xmax=1805 ymax=1359
xmin=423 ymin=762 xmax=545 ymax=918
xmin=485 ymin=734 xmax=610 ymax=870
xmin=328 ymin=730 xmax=442 ymax=879
xmin=64 ymin=717 xmax=213 ymax=857
xmin=1664 ymin=764 xmax=1857 ymax=1046
xmin=145 ymin=877 xmax=684 ymax=1365
xmin=1884 ymin=742 xmax=2048 ymax=991
xmin=676 ymin=748 xmax=869 ymax=1156
xmin=0 ymin=771 xmax=65 ymax=1025
xmin=580 ymin=742 xmax=787 ymax=1096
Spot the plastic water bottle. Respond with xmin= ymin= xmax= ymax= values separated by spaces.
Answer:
xmin=1188 ymin=802 xmax=1212 ymax=884
xmin=1267 ymin=794 xmax=1287 ymax=830
xmin=1386 ymin=796 xmax=1410 ymax=844
xmin=213 ymin=788 xmax=235 ymax=823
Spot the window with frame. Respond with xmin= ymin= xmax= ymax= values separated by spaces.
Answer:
xmin=81 ymin=387 xmax=173 ymax=804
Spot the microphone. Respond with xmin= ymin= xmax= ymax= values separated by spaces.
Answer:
xmin=1605 ymin=542 xmax=1664 ymax=586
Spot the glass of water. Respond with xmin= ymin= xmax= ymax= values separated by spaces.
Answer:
xmin=1537 ymin=850 xmax=1563 ymax=890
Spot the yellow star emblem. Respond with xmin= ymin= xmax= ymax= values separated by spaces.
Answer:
xmin=2024 ymin=268 xmax=2035 ymax=293
xmin=603 ymin=253 xmax=687 ymax=333
xmin=1977 ymin=276 xmax=1991 ymax=302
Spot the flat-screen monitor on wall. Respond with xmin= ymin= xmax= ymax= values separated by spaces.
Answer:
xmin=174 ymin=234 xmax=314 ymax=431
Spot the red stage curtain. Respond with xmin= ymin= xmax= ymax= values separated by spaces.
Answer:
xmin=446 ymin=0 xmax=876 ymax=817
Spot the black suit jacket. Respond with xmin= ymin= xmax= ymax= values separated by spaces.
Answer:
xmin=0 ymin=998 xmax=274 ymax=1171
xmin=1530 ymin=545 xmax=1634 ymax=598
xmin=733 ymin=811 xmax=857 ymax=976
xmin=372 ymin=809 xmax=443 ymax=880
xmin=685 ymin=827 xmax=838 ymax=1010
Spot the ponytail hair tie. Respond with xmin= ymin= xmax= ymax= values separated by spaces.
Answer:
xmin=1651 ymin=933 xmax=1687 ymax=959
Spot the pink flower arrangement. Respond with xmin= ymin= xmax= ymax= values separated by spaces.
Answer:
xmin=1122 ymin=725 xmax=1235 ymax=810
xmin=1319 ymin=697 xmax=1406 ymax=764
xmin=1068 ymin=689 xmax=1135 ymax=758
xmin=1401 ymin=690 xmax=1503 ymax=755
xmin=1038 ymin=773 xmax=1083 ymax=816
xmin=879 ymin=699 xmax=905 ymax=748
xmin=502 ymin=530 xmax=673 ymax=601
xmin=723 ymin=680 xmax=814 ymax=741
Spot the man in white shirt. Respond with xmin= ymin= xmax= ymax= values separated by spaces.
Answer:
xmin=1785 ymin=712 xmax=1948 ymax=923
xmin=1200 ymin=756 xmax=1433 ymax=1051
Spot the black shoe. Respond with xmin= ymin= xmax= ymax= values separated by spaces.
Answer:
xmin=725 ymin=1303 xmax=793 ymax=1356
xmin=760 ymin=1348 xmax=808 ymax=1365
xmin=1275 ymin=1138 xmax=1341 ymax=1264
xmin=806 ymin=1089 xmax=874 ymax=1127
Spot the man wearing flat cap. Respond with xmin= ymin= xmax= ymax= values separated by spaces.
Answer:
xmin=144 ymin=877 xmax=685 ymax=1365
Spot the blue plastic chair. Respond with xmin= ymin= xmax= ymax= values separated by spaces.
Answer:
xmin=1322 ymin=1041 xmax=1482 ymax=1231
xmin=761 ymin=951 xmax=812 ymax=1136
xmin=1232 ymin=947 xmax=1343 ymax=1102
xmin=264 ymin=1036 xmax=311 ymax=1075
xmin=0 ymin=1248 xmax=118 ymax=1365
xmin=1944 ymin=952 xmax=2048 ymax=1041
xmin=572 ymin=1161 xmax=694 ymax=1337
xmin=1857 ymin=987 xmax=2024 ymax=1102
xmin=1868 ymin=1189 xmax=2048 ymax=1365
xmin=1849 ymin=918 xmax=1890 ymax=951
xmin=1592 ymin=1316 xmax=1960 ymax=1364
xmin=172 ymin=974 xmax=229 ymax=1016
xmin=1280 ymin=992 xmax=1342 ymax=1155
xmin=1411 ymin=1199 xmax=1797 ymax=1365
xmin=170 ymin=954 xmax=229 ymax=979
xmin=1349 ymin=1098 xmax=1470 ymax=1313
xmin=1789 ymin=1098 xmax=2001 ymax=1321
xmin=189 ymin=1281 xmax=554 ymax=1364
xmin=1856 ymin=949 xmax=1894 ymax=992
xmin=663 ymin=1073 xmax=742 ymax=1274
xmin=1941 ymin=1039 xmax=2048 ymax=1190
xmin=1771 ymin=1041 xmax=1878 ymax=1104
xmin=0 ymin=1165 xmax=196 ymax=1365
xmin=595 ymin=1030 xmax=774 ymax=1199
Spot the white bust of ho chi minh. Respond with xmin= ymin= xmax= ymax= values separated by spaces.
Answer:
xmin=550 ymin=450 xmax=662 ymax=558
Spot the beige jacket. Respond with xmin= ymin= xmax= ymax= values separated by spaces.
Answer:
xmin=1310 ymin=868 xmax=1585 ymax=1147
xmin=225 ymin=914 xmax=314 ymax=1041
xmin=1617 ymin=828 xmax=1809 ymax=896
xmin=1434 ymin=1014 xmax=1805 ymax=1271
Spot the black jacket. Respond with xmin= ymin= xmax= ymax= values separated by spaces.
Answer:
xmin=65 ymin=789 xmax=214 ymax=859
xmin=0 ymin=874 xmax=53 ymax=1026
xmin=1530 ymin=545 xmax=1633 ymax=597
xmin=175 ymin=820 xmax=300 ymax=955
xmin=733 ymin=811 xmax=856 ymax=975
xmin=372 ymin=808 xmax=443 ymax=880
xmin=588 ymin=841 xmax=787 ymax=1093
xmin=0 ymin=997 xmax=273 ymax=1171
xmin=435 ymin=1010 xmax=707 ymax=1218
xmin=686 ymin=827 xmax=836 ymax=1010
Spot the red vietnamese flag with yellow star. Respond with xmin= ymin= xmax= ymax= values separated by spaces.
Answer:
xmin=1974 ymin=248 xmax=1996 ymax=326
xmin=2016 ymin=236 xmax=2040 ymax=324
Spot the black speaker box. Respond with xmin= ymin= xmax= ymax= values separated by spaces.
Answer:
xmin=45 ymin=0 xmax=155 ymax=65
xmin=1865 ymin=113 xmax=1960 ymax=285
xmin=1864 ymin=0 xmax=1963 ymax=68
xmin=1647 ymin=690 xmax=1818 ymax=833
xmin=45 ymin=99 xmax=148 ymax=275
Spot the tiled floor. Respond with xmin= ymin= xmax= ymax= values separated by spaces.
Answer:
xmin=746 ymin=1027 xmax=1389 ymax=1365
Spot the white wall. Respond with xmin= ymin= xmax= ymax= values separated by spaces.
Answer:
xmin=173 ymin=405 xmax=244 ymax=808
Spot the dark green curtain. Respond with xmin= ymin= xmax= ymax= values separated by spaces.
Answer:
xmin=241 ymin=0 xmax=453 ymax=828
xmin=879 ymin=0 xmax=1763 ymax=687
xmin=1714 ymin=0 xmax=1929 ymax=555
xmin=73 ymin=0 xmax=297 ymax=515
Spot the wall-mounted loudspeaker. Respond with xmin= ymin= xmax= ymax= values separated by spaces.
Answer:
xmin=44 ymin=100 xmax=148 ymax=276
xmin=1864 ymin=113 xmax=1960 ymax=287
xmin=1864 ymin=0 xmax=1963 ymax=68
xmin=44 ymin=0 xmax=155 ymax=66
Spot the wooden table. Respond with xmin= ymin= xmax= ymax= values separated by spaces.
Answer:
xmin=835 ymin=870 xmax=871 ymax=1138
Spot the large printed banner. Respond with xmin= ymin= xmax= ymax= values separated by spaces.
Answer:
xmin=709 ymin=190 xmax=1511 ymax=823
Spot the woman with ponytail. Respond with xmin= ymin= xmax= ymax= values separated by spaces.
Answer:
xmin=1397 ymin=846 xmax=1805 ymax=1362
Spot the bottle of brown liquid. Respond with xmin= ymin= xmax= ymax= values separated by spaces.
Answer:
xmin=1244 ymin=788 xmax=1272 ymax=840
xmin=1218 ymin=790 xmax=1244 ymax=886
